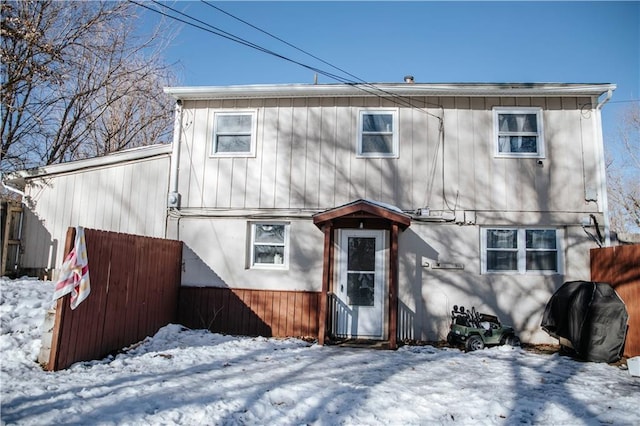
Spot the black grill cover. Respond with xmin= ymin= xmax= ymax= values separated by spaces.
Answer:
xmin=541 ymin=281 xmax=628 ymax=363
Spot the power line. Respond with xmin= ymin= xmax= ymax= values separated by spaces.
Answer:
xmin=129 ymin=0 xmax=443 ymax=118
xmin=199 ymin=1 xmax=445 ymax=117
xmin=132 ymin=0 xmax=451 ymax=212
xmin=200 ymin=0 xmax=367 ymax=86
xmin=610 ymin=99 xmax=640 ymax=104
xmin=130 ymin=0 xmax=349 ymax=83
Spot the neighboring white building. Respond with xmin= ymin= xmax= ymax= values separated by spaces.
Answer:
xmin=5 ymin=82 xmax=616 ymax=346
xmin=6 ymin=144 xmax=172 ymax=275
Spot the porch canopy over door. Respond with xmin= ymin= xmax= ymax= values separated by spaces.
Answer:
xmin=312 ymin=199 xmax=411 ymax=349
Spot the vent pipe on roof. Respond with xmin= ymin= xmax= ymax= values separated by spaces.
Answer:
xmin=404 ymin=75 xmax=415 ymax=84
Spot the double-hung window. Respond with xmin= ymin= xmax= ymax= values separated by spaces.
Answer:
xmin=357 ymin=109 xmax=399 ymax=158
xmin=249 ymin=222 xmax=289 ymax=269
xmin=482 ymin=228 xmax=562 ymax=274
xmin=212 ymin=111 xmax=257 ymax=157
xmin=493 ymin=107 xmax=544 ymax=158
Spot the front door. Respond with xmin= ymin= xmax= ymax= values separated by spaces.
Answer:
xmin=335 ymin=229 xmax=385 ymax=339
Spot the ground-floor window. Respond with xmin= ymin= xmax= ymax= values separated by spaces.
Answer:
xmin=249 ymin=222 xmax=289 ymax=269
xmin=481 ymin=228 xmax=562 ymax=274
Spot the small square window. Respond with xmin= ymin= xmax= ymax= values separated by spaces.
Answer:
xmin=482 ymin=228 xmax=561 ymax=274
xmin=493 ymin=107 xmax=544 ymax=158
xmin=250 ymin=222 xmax=289 ymax=269
xmin=212 ymin=111 xmax=257 ymax=157
xmin=357 ymin=109 xmax=399 ymax=158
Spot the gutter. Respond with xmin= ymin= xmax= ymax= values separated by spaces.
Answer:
xmin=164 ymin=83 xmax=617 ymax=101
xmin=595 ymin=88 xmax=614 ymax=246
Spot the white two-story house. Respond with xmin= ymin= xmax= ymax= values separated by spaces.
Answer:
xmin=8 ymin=81 xmax=615 ymax=348
xmin=162 ymin=81 xmax=614 ymax=347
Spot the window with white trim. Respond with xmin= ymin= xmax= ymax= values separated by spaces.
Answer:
xmin=250 ymin=222 xmax=289 ymax=269
xmin=357 ymin=109 xmax=399 ymax=158
xmin=481 ymin=228 xmax=562 ymax=274
xmin=212 ymin=111 xmax=257 ymax=156
xmin=493 ymin=107 xmax=544 ymax=158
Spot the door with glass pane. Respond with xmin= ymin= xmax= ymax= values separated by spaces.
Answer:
xmin=335 ymin=230 xmax=385 ymax=339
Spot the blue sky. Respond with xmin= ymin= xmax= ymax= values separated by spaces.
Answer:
xmin=139 ymin=1 xmax=639 ymax=139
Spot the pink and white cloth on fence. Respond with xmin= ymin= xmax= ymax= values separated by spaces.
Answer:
xmin=52 ymin=226 xmax=91 ymax=309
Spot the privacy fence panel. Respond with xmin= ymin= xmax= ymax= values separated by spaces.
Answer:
xmin=178 ymin=287 xmax=321 ymax=339
xmin=591 ymin=244 xmax=640 ymax=358
xmin=46 ymin=228 xmax=182 ymax=371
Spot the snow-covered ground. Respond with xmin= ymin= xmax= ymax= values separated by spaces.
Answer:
xmin=1 ymin=277 xmax=638 ymax=426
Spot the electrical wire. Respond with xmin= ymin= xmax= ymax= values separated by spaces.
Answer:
xmin=201 ymin=1 xmax=446 ymax=117
xmin=131 ymin=0 xmax=454 ymax=212
xmin=130 ymin=0 xmax=443 ymax=118
xmin=131 ymin=0 xmax=348 ymax=83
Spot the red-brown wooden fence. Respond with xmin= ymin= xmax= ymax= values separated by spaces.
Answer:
xmin=591 ymin=244 xmax=640 ymax=358
xmin=45 ymin=228 xmax=183 ymax=371
xmin=178 ymin=287 xmax=321 ymax=339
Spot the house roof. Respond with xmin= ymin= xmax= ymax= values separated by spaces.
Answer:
xmin=3 ymin=144 xmax=172 ymax=187
xmin=164 ymin=82 xmax=616 ymax=101
xmin=313 ymin=199 xmax=412 ymax=230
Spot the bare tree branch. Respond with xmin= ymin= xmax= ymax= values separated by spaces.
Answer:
xmin=1 ymin=0 xmax=176 ymax=173
xmin=606 ymin=103 xmax=640 ymax=233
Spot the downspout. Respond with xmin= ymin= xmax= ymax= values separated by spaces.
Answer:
xmin=165 ymin=99 xmax=184 ymax=243
xmin=167 ymin=99 xmax=183 ymax=209
xmin=595 ymin=89 xmax=613 ymax=246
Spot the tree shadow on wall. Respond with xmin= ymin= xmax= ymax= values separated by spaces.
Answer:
xmin=178 ymin=244 xmax=272 ymax=338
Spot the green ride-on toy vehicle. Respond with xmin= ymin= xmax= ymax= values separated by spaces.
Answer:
xmin=446 ymin=305 xmax=521 ymax=352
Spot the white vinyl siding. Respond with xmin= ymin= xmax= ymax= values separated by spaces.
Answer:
xmin=178 ymin=96 xmax=598 ymax=214
xmin=493 ymin=107 xmax=544 ymax=158
xmin=481 ymin=228 xmax=562 ymax=274
xmin=357 ymin=109 xmax=399 ymax=158
xmin=20 ymin=152 xmax=171 ymax=271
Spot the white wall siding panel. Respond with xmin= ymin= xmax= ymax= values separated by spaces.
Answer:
xmin=21 ymin=155 xmax=170 ymax=272
xmin=259 ymin=103 xmax=279 ymax=208
xmin=333 ymin=103 xmax=353 ymax=208
xmin=275 ymin=101 xmax=294 ymax=208
xmin=229 ymin=158 xmax=248 ymax=209
xmin=180 ymin=218 xmax=323 ymax=292
xmin=289 ymin=103 xmax=308 ymax=208
xmin=303 ymin=104 xmax=318 ymax=209
xmin=398 ymin=222 xmax=595 ymax=343
xmin=179 ymin=95 xmax=602 ymax=217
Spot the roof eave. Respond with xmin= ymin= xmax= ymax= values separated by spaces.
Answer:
xmin=313 ymin=199 xmax=412 ymax=229
xmin=5 ymin=144 xmax=172 ymax=181
xmin=164 ymin=83 xmax=617 ymax=100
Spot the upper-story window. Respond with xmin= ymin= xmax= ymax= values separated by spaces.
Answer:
xmin=212 ymin=111 xmax=257 ymax=157
xmin=493 ymin=107 xmax=544 ymax=158
xmin=357 ymin=109 xmax=399 ymax=158
xmin=481 ymin=228 xmax=562 ymax=274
